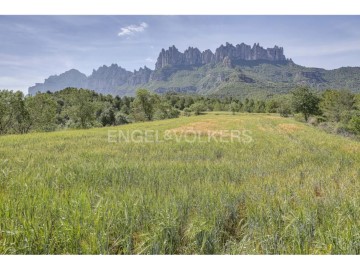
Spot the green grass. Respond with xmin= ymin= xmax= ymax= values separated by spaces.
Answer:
xmin=0 ymin=112 xmax=360 ymax=254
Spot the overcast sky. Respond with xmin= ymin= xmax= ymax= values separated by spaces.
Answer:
xmin=1 ymin=15 xmax=360 ymax=93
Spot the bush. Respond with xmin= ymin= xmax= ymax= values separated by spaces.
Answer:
xmin=189 ymin=102 xmax=206 ymax=115
xmin=183 ymin=108 xmax=192 ymax=117
xmin=115 ymin=112 xmax=131 ymax=125
xmin=278 ymin=105 xmax=292 ymax=117
xmin=347 ymin=114 xmax=360 ymax=135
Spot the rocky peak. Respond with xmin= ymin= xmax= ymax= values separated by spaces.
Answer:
xmin=155 ymin=45 xmax=184 ymax=69
xmin=183 ymin=47 xmax=202 ymax=65
xmin=222 ymin=56 xmax=233 ymax=68
xmin=201 ymin=49 xmax=215 ymax=64
xmin=155 ymin=42 xmax=287 ymax=70
xmin=128 ymin=66 xmax=152 ymax=85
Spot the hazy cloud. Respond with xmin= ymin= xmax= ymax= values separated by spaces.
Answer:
xmin=145 ymin=57 xmax=156 ymax=62
xmin=118 ymin=22 xmax=148 ymax=37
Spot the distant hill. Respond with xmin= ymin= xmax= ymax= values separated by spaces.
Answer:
xmin=28 ymin=42 xmax=360 ymax=99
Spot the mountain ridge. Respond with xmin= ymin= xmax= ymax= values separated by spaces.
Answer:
xmin=28 ymin=42 xmax=360 ymax=98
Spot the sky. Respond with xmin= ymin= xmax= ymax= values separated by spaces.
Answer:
xmin=0 ymin=15 xmax=360 ymax=93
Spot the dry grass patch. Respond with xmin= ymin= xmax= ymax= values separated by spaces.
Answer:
xmin=277 ymin=123 xmax=303 ymax=134
xmin=342 ymin=143 xmax=360 ymax=153
xmin=257 ymin=124 xmax=275 ymax=132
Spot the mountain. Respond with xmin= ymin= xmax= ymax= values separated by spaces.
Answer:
xmin=29 ymin=69 xmax=88 ymax=93
xmin=28 ymin=42 xmax=360 ymax=99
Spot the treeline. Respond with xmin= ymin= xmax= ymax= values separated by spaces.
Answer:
xmin=0 ymin=88 xmax=177 ymax=135
xmin=289 ymin=87 xmax=360 ymax=136
xmin=0 ymin=87 xmax=359 ymax=136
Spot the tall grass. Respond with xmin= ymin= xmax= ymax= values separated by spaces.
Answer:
xmin=0 ymin=112 xmax=359 ymax=254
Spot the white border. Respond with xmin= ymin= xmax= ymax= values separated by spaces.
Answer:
xmin=0 ymin=0 xmax=359 ymax=15
xmin=0 ymin=255 xmax=358 ymax=270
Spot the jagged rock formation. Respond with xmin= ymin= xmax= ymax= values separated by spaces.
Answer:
xmin=202 ymin=49 xmax=215 ymax=64
xmin=154 ymin=42 xmax=286 ymax=69
xmin=128 ymin=66 xmax=152 ymax=85
xmin=87 ymin=64 xmax=132 ymax=92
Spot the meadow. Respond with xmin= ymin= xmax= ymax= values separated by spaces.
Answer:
xmin=0 ymin=112 xmax=359 ymax=254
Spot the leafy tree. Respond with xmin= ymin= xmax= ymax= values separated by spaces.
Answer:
xmin=66 ymin=89 xmax=98 ymax=128
xmin=229 ymin=101 xmax=239 ymax=115
xmin=11 ymin=91 xmax=31 ymax=134
xmin=175 ymin=97 xmax=186 ymax=110
xmin=213 ymin=101 xmax=224 ymax=111
xmin=244 ymin=98 xmax=255 ymax=113
xmin=320 ymin=90 xmax=355 ymax=122
xmin=291 ymin=87 xmax=320 ymax=121
xmin=122 ymin=96 xmax=132 ymax=108
xmin=183 ymin=107 xmax=192 ymax=117
xmin=153 ymin=101 xmax=180 ymax=120
xmin=26 ymin=93 xmax=57 ymax=131
xmin=347 ymin=113 xmax=360 ymax=135
xmin=115 ymin=112 xmax=131 ymax=125
xmin=189 ymin=101 xmax=206 ymax=115
xmin=0 ymin=90 xmax=16 ymax=134
xmin=113 ymin=96 xmax=123 ymax=111
xmin=265 ymin=99 xmax=279 ymax=113
xmin=131 ymin=89 xmax=155 ymax=122
xmin=184 ymin=96 xmax=194 ymax=108
xmin=254 ymin=100 xmax=266 ymax=113
xmin=99 ymin=107 xmax=116 ymax=126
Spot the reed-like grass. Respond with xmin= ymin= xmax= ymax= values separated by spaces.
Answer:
xmin=0 ymin=112 xmax=359 ymax=254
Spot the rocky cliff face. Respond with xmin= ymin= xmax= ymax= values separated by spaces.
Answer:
xmin=87 ymin=64 xmax=132 ymax=93
xmin=28 ymin=42 xmax=289 ymax=95
xmin=128 ymin=66 xmax=152 ymax=85
xmin=154 ymin=42 xmax=287 ymax=69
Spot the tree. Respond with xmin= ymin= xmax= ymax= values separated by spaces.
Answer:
xmin=183 ymin=107 xmax=192 ymax=117
xmin=131 ymin=89 xmax=155 ymax=122
xmin=254 ymin=100 xmax=266 ymax=113
xmin=66 ymin=89 xmax=98 ymax=128
xmin=0 ymin=90 xmax=15 ymax=134
xmin=26 ymin=93 xmax=57 ymax=131
xmin=291 ymin=87 xmax=320 ymax=121
xmin=99 ymin=107 xmax=116 ymax=126
xmin=153 ymin=101 xmax=180 ymax=120
xmin=11 ymin=91 xmax=31 ymax=134
xmin=277 ymin=95 xmax=292 ymax=117
xmin=244 ymin=98 xmax=255 ymax=113
xmin=265 ymin=99 xmax=279 ymax=113
xmin=189 ymin=101 xmax=206 ymax=115
xmin=115 ymin=112 xmax=131 ymax=125
xmin=229 ymin=101 xmax=239 ymax=115
xmin=320 ymin=90 xmax=355 ymax=122
xmin=347 ymin=113 xmax=360 ymax=135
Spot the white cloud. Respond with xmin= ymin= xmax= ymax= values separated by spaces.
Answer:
xmin=118 ymin=22 xmax=148 ymax=37
xmin=145 ymin=57 xmax=155 ymax=63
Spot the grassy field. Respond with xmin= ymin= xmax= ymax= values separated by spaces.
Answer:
xmin=0 ymin=112 xmax=359 ymax=254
